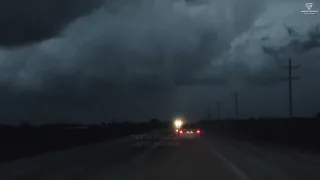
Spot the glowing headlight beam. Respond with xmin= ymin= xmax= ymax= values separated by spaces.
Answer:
xmin=174 ymin=119 xmax=183 ymax=128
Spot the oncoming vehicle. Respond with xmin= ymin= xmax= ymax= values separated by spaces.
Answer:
xmin=177 ymin=123 xmax=201 ymax=137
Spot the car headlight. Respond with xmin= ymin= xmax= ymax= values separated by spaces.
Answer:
xmin=174 ymin=119 xmax=182 ymax=128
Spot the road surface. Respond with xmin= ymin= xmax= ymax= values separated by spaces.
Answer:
xmin=1 ymin=129 xmax=320 ymax=180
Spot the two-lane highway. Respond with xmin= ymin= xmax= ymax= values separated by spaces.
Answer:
xmin=1 ymin=129 xmax=320 ymax=180
xmin=100 ymin=134 xmax=320 ymax=180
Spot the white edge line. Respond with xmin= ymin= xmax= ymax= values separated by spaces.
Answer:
xmin=210 ymin=146 xmax=251 ymax=180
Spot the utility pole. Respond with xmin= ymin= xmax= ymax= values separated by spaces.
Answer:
xmin=207 ymin=103 xmax=212 ymax=119
xmin=217 ymin=101 xmax=221 ymax=120
xmin=234 ymin=92 xmax=239 ymax=118
xmin=282 ymin=58 xmax=300 ymax=118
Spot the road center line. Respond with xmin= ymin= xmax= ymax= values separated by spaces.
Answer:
xmin=210 ymin=146 xmax=251 ymax=180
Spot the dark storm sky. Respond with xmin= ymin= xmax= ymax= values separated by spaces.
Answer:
xmin=0 ymin=0 xmax=319 ymax=124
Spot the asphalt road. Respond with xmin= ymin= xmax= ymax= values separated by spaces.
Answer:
xmin=1 ymin=129 xmax=320 ymax=180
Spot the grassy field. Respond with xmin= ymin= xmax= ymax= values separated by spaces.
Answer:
xmin=0 ymin=121 xmax=166 ymax=163
xmin=199 ymin=118 xmax=320 ymax=152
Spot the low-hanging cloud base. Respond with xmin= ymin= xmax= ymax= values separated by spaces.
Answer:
xmin=0 ymin=0 xmax=319 ymax=124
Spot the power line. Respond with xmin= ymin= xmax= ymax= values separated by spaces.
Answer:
xmin=281 ymin=58 xmax=300 ymax=118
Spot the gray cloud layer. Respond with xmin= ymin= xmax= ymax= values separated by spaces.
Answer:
xmin=0 ymin=0 xmax=319 ymax=124
xmin=0 ymin=0 xmax=105 ymax=46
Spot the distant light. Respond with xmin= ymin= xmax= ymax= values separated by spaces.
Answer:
xmin=174 ymin=119 xmax=183 ymax=128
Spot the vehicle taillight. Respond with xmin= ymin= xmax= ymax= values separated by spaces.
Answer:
xmin=196 ymin=130 xmax=200 ymax=134
xmin=179 ymin=130 xmax=183 ymax=134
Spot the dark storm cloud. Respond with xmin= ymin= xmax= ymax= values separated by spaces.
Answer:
xmin=212 ymin=2 xmax=320 ymax=87
xmin=0 ymin=0 xmax=266 ymax=124
xmin=0 ymin=0 xmax=104 ymax=46
xmin=262 ymin=24 xmax=320 ymax=59
xmin=3 ymin=0 xmax=317 ymax=123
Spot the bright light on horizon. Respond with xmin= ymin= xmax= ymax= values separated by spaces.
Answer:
xmin=174 ymin=118 xmax=183 ymax=128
